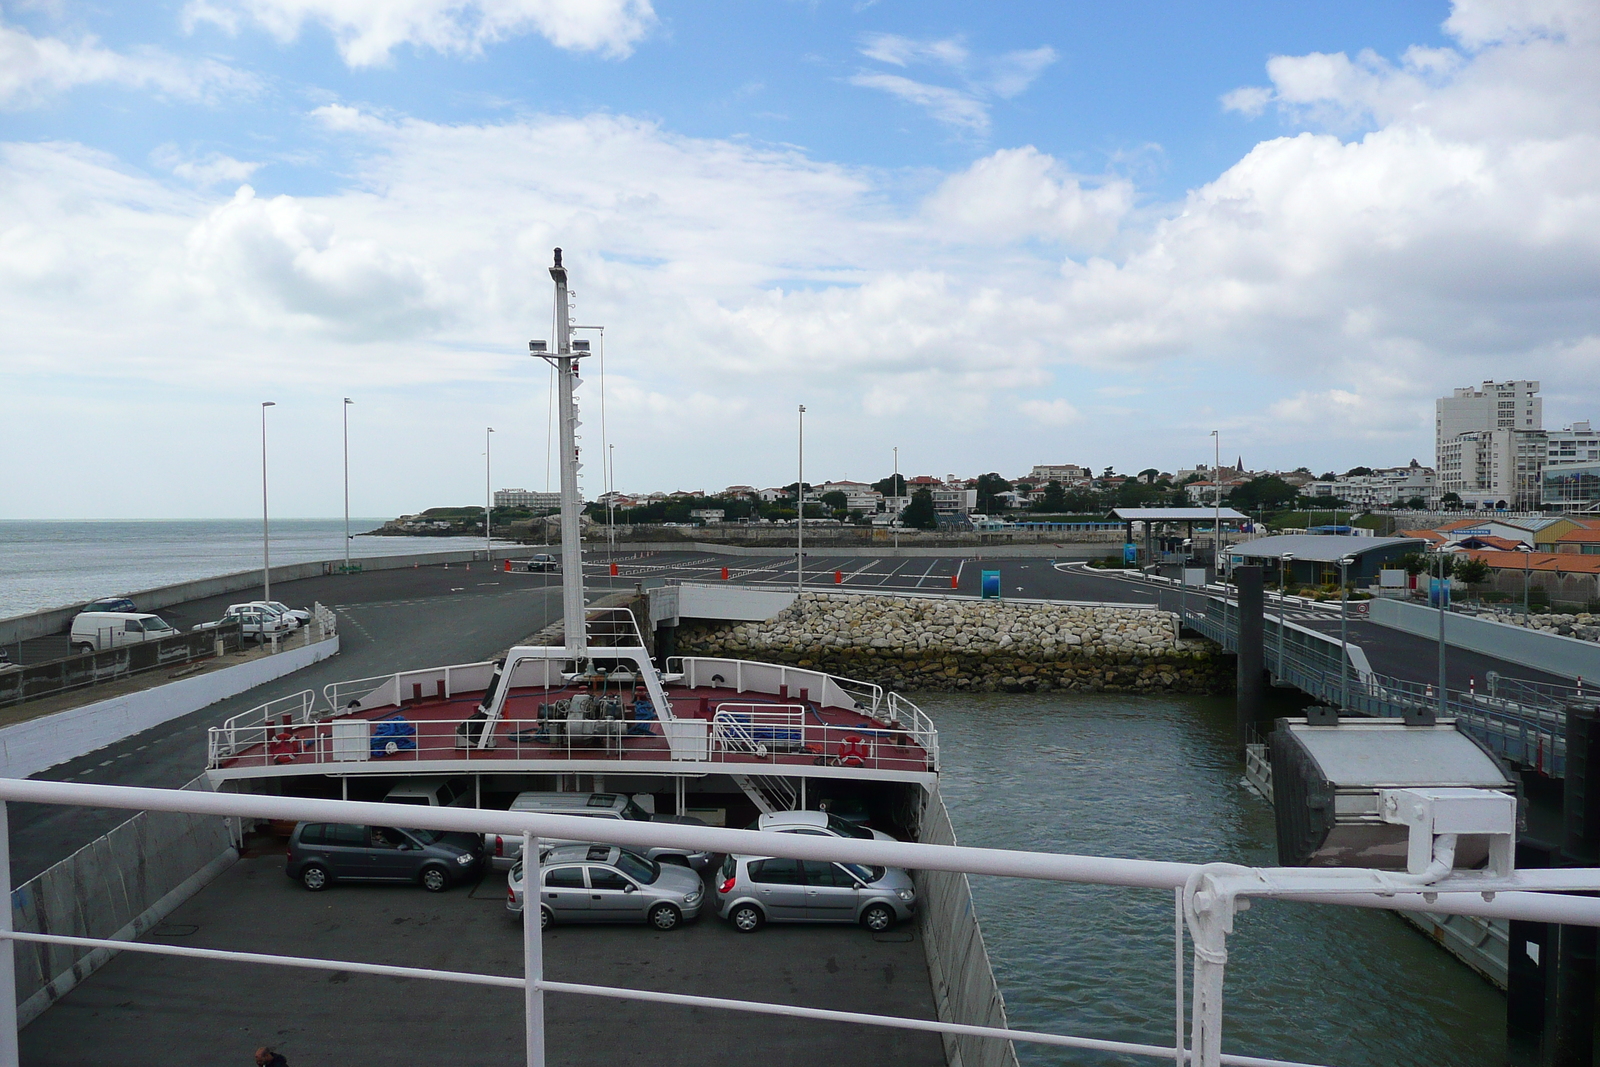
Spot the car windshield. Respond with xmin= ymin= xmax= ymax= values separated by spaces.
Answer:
xmin=142 ymin=617 xmax=173 ymax=632
xmin=614 ymin=851 xmax=658 ymax=884
xmin=622 ymin=797 xmax=652 ymax=822
xmin=827 ymin=814 xmax=873 ymax=839
xmin=841 ymin=863 xmax=884 ymax=884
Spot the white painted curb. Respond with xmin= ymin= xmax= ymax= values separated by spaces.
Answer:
xmin=0 ymin=636 xmax=340 ymax=779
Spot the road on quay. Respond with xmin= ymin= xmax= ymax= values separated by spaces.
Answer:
xmin=601 ymin=548 xmax=1574 ymax=700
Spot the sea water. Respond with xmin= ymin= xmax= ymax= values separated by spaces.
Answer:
xmin=0 ymin=519 xmax=513 ymax=617
xmin=929 ymin=690 xmax=1503 ymax=1067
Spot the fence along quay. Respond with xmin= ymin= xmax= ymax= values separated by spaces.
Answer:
xmin=0 ymin=778 xmax=1598 ymax=1067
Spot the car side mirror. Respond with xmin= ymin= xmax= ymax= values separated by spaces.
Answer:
xmin=623 ymin=883 xmax=637 ymax=893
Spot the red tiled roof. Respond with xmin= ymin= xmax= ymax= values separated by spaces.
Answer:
xmin=1466 ymin=550 xmax=1600 ymax=574
xmin=1556 ymin=528 xmax=1600 ymax=543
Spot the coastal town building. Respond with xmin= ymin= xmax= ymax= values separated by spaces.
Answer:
xmin=492 ymin=489 xmax=561 ymax=512
xmin=1435 ymin=381 xmax=1548 ymax=509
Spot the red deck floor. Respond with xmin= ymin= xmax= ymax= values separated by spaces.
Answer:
xmin=218 ymin=683 xmax=933 ymax=775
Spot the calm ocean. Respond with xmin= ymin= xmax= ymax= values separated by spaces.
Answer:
xmin=0 ymin=519 xmax=511 ymax=618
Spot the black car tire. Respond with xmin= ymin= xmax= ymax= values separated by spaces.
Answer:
xmin=420 ymin=866 xmax=450 ymax=892
xmin=75 ymin=644 xmax=94 ymax=655
xmin=300 ymin=864 xmax=330 ymax=892
xmin=861 ymin=903 xmax=894 ymax=932
xmin=729 ymin=903 xmax=764 ymax=933
xmin=540 ymin=905 xmax=553 ymax=930
xmin=648 ymin=903 xmax=682 ymax=931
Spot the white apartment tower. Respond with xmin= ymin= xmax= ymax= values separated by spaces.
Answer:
xmin=1435 ymin=381 xmax=1544 ymax=509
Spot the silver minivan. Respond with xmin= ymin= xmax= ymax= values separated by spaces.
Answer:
xmin=507 ymin=844 xmax=704 ymax=930
xmin=715 ymin=853 xmax=916 ymax=933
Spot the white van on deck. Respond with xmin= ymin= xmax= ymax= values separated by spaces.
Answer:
xmin=70 ymin=612 xmax=179 ymax=654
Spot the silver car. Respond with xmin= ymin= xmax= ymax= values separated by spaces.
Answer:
xmin=715 ymin=853 xmax=916 ymax=933
xmin=508 ymin=844 xmax=704 ymax=931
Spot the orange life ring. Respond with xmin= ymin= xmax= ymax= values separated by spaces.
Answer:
xmin=838 ymin=734 xmax=869 ymax=765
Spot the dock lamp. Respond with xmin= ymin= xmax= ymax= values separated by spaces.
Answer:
xmin=1338 ymin=555 xmax=1355 ymax=710
xmin=1520 ymin=545 xmax=1532 ymax=614
xmin=1278 ymin=553 xmax=1293 ymax=672
xmin=261 ymin=401 xmax=275 ymax=603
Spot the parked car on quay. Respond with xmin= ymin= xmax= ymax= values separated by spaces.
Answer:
xmin=254 ymin=600 xmax=311 ymax=627
xmin=485 ymin=792 xmax=712 ymax=871
xmin=747 ymin=809 xmax=896 ymax=842
xmin=285 ymin=822 xmax=482 ymax=892
xmin=507 ymin=844 xmax=704 ymax=930
xmin=193 ymin=603 xmax=293 ymax=641
xmin=70 ymin=612 xmax=179 ymax=654
xmin=523 ymin=554 xmax=557 ymax=572
xmin=82 ymin=597 xmax=138 ymax=615
xmin=715 ymin=853 xmax=916 ymax=933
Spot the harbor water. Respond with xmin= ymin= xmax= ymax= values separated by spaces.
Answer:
xmin=927 ymin=690 xmax=1503 ymax=1067
xmin=0 ymin=519 xmax=514 ymax=618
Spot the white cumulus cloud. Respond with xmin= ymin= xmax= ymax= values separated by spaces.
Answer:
xmin=0 ymin=15 xmax=254 ymax=108
xmin=185 ymin=0 xmax=656 ymax=66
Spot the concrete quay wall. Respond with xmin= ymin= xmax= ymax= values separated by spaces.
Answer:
xmin=674 ymin=592 xmax=1229 ymax=694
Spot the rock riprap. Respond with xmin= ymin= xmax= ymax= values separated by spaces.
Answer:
xmin=673 ymin=592 xmax=1227 ymax=694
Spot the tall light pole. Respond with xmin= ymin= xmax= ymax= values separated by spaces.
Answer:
xmin=342 ymin=398 xmax=353 ymax=572
xmin=485 ymin=427 xmax=495 ymax=559
xmin=892 ymin=445 xmax=899 ymax=551
xmin=1278 ymin=552 xmax=1294 ymax=671
xmin=1211 ymin=430 xmax=1222 ymax=581
xmin=608 ymin=443 xmax=617 ymax=560
xmin=797 ymin=404 xmax=806 ymax=591
xmin=1436 ymin=550 xmax=1449 ymax=717
xmin=261 ymin=402 xmax=275 ymax=602
xmin=1339 ymin=555 xmax=1355 ymax=710
xmin=1521 ymin=545 xmax=1532 ymax=614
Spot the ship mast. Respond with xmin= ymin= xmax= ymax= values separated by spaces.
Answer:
xmin=538 ymin=248 xmax=587 ymax=660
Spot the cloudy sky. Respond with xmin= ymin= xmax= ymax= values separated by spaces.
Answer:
xmin=2 ymin=0 xmax=1597 ymax=519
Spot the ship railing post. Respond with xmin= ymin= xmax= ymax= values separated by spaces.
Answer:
xmin=524 ymin=832 xmax=544 ymax=1067
xmin=0 ymin=801 xmax=17 ymax=1067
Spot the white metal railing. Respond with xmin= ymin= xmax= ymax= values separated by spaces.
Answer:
xmin=2 ymin=779 xmax=1600 ymax=1067
xmin=667 ymin=656 xmax=887 ymax=718
xmin=213 ymin=690 xmax=316 ymax=761
xmin=710 ymin=704 xmax=806 ymax=756
xmin=206 ymin=710 xmax=936 ymax=774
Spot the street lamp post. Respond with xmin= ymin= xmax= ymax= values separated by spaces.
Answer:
xmin=1339 ymin=555 xmax=1355 ymax=710
xmin=1210 ymin=430 xmax=1222 ymax=581
xmin=797 ymin=405 xmax=806 ymax=591
xmin=1521 ymin=545 xmax=1532 ymax=614
xmin=892 ymin=446 xmax=899 ymax=551
xmin=1436 ymin=551 xmax=1449 ymax=717
xmin=342 ymin=398 xmax=353 ymax=572
xmin=1278 ymin=552 xmax=1294 ymax=672
xmin=608 ymin=444 xmax=617 ymax=561
xmin=261 ymin=402 xmax=275 ymax=602
xmin=485 ymin=427 xmax=495 ymax=559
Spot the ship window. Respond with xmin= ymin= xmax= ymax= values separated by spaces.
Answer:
xmin=749 ymin=858 xmax=804 ymax=885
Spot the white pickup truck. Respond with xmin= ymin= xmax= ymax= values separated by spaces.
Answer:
xmin=193 ymin=603 xmax=294 ymax=641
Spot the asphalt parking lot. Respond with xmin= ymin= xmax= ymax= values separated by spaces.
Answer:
xmin=20 ymin=854 xmax=945 ymax=1067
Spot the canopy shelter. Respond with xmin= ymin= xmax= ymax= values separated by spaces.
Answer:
xmin=1109 ymin=507 xmax=1250 ymax=568
xmin=1227 ymin=534 xmax=1426 ymax=587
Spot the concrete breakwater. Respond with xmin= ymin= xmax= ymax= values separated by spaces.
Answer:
xmin=674 ymin=592 xmax=1229 ymax=694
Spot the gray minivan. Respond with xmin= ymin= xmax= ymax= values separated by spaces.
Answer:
xmin=286 ymin=822 xmax=482 ymax=892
